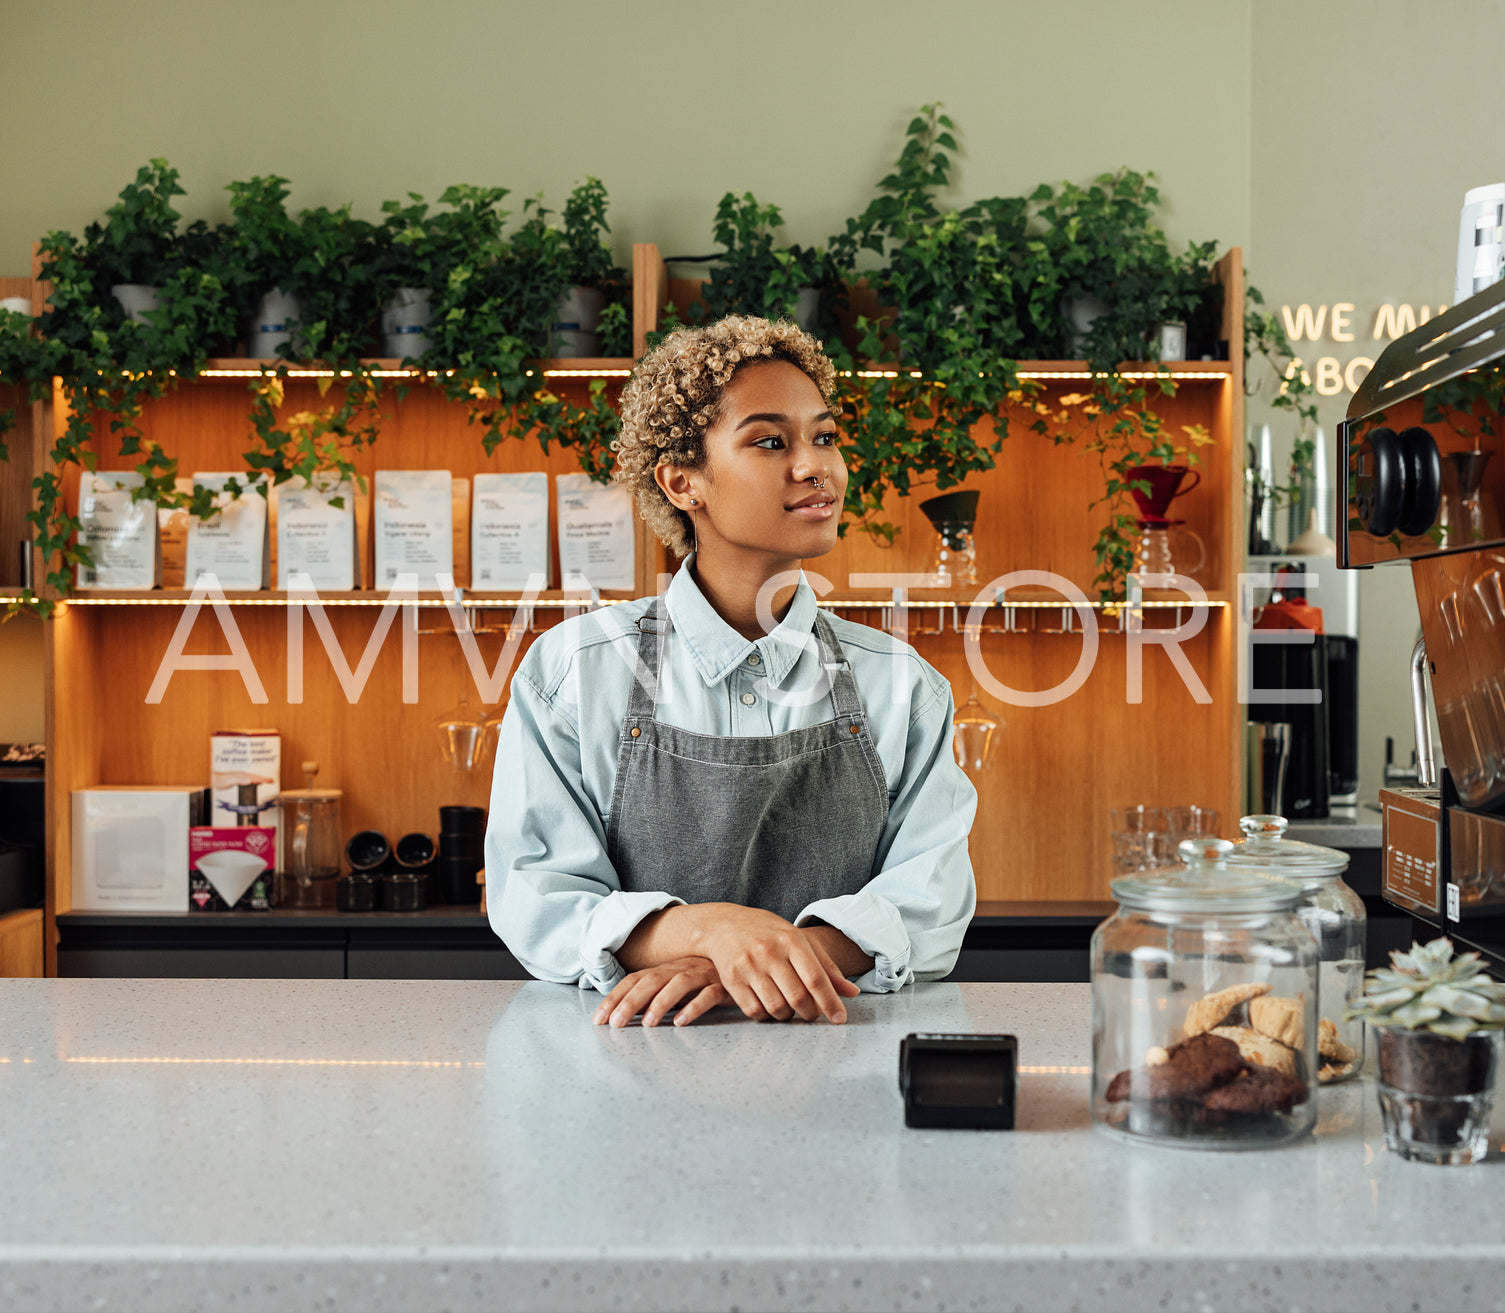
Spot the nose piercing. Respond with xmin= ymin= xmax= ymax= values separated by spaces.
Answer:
xmin=809 ymin=477 xmax=826 ymax=490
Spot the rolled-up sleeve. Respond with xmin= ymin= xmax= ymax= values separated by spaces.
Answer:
xmin=485 ymin=670 xmax=684 ymax=994
xmin=794 ymin=677 xmax=977 ymax=992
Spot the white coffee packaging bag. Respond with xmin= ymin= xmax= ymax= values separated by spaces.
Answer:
xmin=77 ymin=470 xmax=157 ymax=588
xmin=210 ymin=729 xmax=280 ymax=851
xmin=274 ymin=473 xmax=357 ymax=591
xmin=375 ymin=470 xmax=453 ymax=589
xmin=472 ymin=472 xmax=550 ymax=589
xmin=556 ymin=473 xmax=635 ymax=590
xmin=71 ymin=786 xmax=199 ymax=911
xmin=185 ymin=472 xmax=269 ymax=590
xmin=157 ymin=477 xmax=194 ymax=588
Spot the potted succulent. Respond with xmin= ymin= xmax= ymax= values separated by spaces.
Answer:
xmin=1347 ymin=937 xmax=1505 ymax=1165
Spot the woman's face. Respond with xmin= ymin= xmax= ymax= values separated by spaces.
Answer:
xmin=663 ymin=360 xmax=847 ymax=564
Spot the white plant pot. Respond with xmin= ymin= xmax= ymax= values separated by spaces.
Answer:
xmin=111 ymin=284 xmax=162 ymax=326
xmin=1062 ymin=295 xmax=1108 ymax=358
xmin=0 ymin=296 xmax=33 ymax=317
xmin=793 ymin=286 xmax=820 ymax=332
xmin=550 ymin=286 xmax=607 ymax=358
xmin=381 ymin=287 xmax=434 ymax=360
xmin=249 ymin=286 xmax=301 ymax=359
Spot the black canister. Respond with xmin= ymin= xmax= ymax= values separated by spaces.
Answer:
xmin=336 ymin=872 xmax=377 ymax=912
xmin=439 ymin=805 xmax=485 ymax=833
xmin=379 ymin=870 xmax=425 ymax=912
xmin=437 ymin=856 xmax=483 ymax=905
xmin=346 ymin=830 xmax=390 ymax=873
xmin=395 ymin=832 xmax=436 ymax=870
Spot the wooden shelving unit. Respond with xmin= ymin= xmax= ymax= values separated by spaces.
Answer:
xmin=13 ymin=243 xmax=1245 ymax=973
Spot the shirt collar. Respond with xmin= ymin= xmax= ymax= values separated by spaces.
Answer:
xmin=662 ymin=557 xmax=820 ymax=688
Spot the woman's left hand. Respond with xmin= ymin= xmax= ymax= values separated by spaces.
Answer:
xmin=593 ymin=956 xmax=731 ymax=1028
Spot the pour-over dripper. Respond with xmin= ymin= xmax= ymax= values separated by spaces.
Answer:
xmin=1126 ymin=464 xmax=1200 ymax=521
xmin=952 ymin=689 xmax=1001 ymax=773
xmin=919 ymin=490 xmax=980 ymax=587
xmin=435 ymin=693 xmax=485 ymax=771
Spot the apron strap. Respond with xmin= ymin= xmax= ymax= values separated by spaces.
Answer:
xmin=813 ymin=610 xmax=866 ymax=722
xmin=626 ymin=596 xmax=668 ymax=721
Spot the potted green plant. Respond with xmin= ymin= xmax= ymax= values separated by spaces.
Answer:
xmin=1347 ymin=937 xmax=1505 ymax=1165
xmin=824 ymin=105 xmax=1031 ymax=542
xmin=549 ymin=177 xmax=629 ymax=357
xmin=695 ymin=191 xmax=824 ymax=330
xmin=81 ymin=158 xmax=187 ymax=325
xmin=226 ymin=175 xmax=309 ymax=358
xmin=376 ymin=185 xmax=512 ymax=361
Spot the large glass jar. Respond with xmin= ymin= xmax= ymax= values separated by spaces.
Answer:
xmin=1225 ymin=814 xmax=1366 ymax=1082
xmin=1091 ymin=838 xmax=1320 ymax=1150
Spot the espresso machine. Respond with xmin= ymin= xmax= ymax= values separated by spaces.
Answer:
xmin=1340 ymin=275 xmax=1505 ymax=968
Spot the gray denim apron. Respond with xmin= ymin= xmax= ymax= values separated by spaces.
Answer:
xmin=605 ymin=598 xmax=890 ymax=922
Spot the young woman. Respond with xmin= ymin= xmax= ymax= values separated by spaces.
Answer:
xmin=485 ymin=315 xmax=977 ymax=1027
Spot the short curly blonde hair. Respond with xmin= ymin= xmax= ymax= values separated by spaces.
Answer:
xmin=614 ymin=314 xmax=839 ymax=557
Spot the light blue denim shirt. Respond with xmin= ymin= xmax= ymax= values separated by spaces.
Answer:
xmin=483 ymin=562 xmax=978 ymax=994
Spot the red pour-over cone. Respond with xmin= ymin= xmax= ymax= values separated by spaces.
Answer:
xmin=1126 ymin=464 xmax=1199 ymax=520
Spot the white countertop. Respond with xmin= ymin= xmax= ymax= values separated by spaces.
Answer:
xmin=2 ymin=978 xmax=1502 ymax=1313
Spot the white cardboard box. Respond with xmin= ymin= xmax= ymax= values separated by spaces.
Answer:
xmin=71 ymin=787 xmax=203 ymax=911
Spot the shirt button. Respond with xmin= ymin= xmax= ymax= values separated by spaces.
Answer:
xmin=747 ymin=653 xmax=761 ymax=666
xmin=741 ymin=692 xmax=756 ymax=706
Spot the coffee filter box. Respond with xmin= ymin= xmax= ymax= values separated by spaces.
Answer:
xmin=184 ymin=473 xmax=270 ymax=590
xmin=472 ymin=472 xmax=550 ymax=589
xmin=71 ymin=786 xmax=210 ymax=911
xmin=375 ymin=470 xmax=453 ymax=589
xmin=77 ymin=471 xmax=157 ymax=589
xmin=190 ymin=826 xmax=276 ymax=910
xmin=556 ymin=472 xmax=635 ymax=590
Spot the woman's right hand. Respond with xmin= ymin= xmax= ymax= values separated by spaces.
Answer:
xmin=692 ymin=905 xmax=860 ymax=1024
xmin=593 ymin=956 xmax=730 ymax=1028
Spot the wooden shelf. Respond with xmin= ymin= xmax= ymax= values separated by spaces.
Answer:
xmin=59 ymin=588 xmax=638 ymax=608
xmin=189 ymin=358 xmax=635 ymax=380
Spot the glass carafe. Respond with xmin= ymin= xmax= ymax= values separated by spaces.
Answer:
xmin=277 ymin=761 xmax=342 ymax=909
xmin=1132 ymin=518 xmax=1205 ymax=585
xmin=1224 ymin=814 xmax=1366 ymax=1081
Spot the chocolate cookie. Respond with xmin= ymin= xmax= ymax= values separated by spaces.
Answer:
xmin=1105 ymin=1032 xmax=1244 ymax=1101
xmin=1202 ymin=1063 xmax=1306 ymax=1114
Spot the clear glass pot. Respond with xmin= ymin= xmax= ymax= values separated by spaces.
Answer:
xmin=1225 ymin=814 xmax=1366 ymax=1082
xmin=1091 ymin=838 xmax=1319 ymax=1150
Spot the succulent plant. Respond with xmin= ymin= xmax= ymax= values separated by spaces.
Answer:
xmin=1346 ymin=937 xmax=1505 ymax=1041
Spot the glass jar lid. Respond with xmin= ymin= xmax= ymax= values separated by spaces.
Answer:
xmin=1111 ymin=837 xmax=1303 ymax=913
xmin=1226 ymin=814 xmax=1348 ymax=876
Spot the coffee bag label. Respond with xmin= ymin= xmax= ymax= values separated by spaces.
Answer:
xmin=185 ymin=472 xmax=269 ymax=591
xmin=375 ymin=470 xmax=453 ymax=589
xmin=472 ymin=472 xmax=550 ymax=589
xmin=275 ymin=474 xmax=356 ymax=591
xmin=77 ymin=471 xmax=156 ymax=589
xmin=556 ymin=473 xmax=635 ymax=590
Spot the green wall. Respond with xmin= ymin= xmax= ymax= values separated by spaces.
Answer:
xmin=0 ymin=0 xmax=1251 ymax=272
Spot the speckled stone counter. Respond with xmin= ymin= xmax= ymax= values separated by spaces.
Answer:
xmin=1 ymin=979 xmax=1502 ymax=1313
